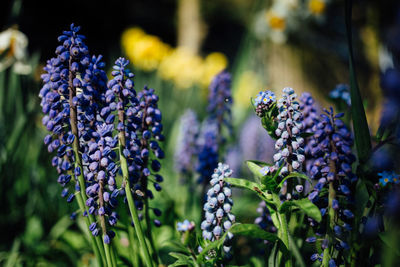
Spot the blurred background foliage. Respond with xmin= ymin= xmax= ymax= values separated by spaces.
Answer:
xmin=1 ymin=0 xmax=399 ymax=265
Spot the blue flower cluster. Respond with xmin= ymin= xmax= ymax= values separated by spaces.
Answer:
xmin=299 ymin=92 xmax=318 ymax=134
xmin=274 ymin=87 xmax=305 ymax=176
xmin=306 ymin=108 xmax=357 ymax=264
xmin=329 ymin=84 xmax=351 ymax=106
xmin=40 ymin=24 xmax=106 ymax=207
xmin=207 ymin=70 xmax=232 ymax=132
xmin=254 ymin=90 xmax=276 ymax=117
xmin=378 ymin=171 xmax=400 ymax=186
xmin=300 ymin=92 xmax=319 ymax=178
xmin=109 ymin=58 xmax=165 ymax=226
xmin=40 ymin=24 xmax=166 ymax=244
xmin=174 ymin=109 xmax=200 ymax=179
xmin=201 ymin=163 xmax=235 ymax=258
xmin=197 ymin=121 xmax=219 ymax=184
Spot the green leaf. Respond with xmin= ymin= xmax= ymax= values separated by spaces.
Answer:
xmin=261 ymin=116 xmax=278 ymax=139
xmin=225 ymin=178 xmax=275 ymax=206
xmin=162 ymin=240 xmax=190 ymax=254
xmin=49 ymin=215 xmax=73 ymax=241
xmin=4 ymin=239 xmax=20 ymax=267
xmin=169 ymin=252 xmax=191 ymax=261
xmin=268 ymin=242 xmax=278 ymax=267
xmin=288 ymin=233 xmax=306 ymax=267
xmin=279 ymin=198 xmax=322 ymax=223
xmin=245 ymin=160 xmax=279 ymax=191
xmin=379 ymin=232 xmax=400 ymax=257
xmin=246 ymin=160 xmax=265 ymax=179
xmin=197 ymin=234 xmax=226 ymax=263
xmin=345 ymin=0 xmax=372 ymax=163
xmin=277 ymin=172 xmax=311 ymax=189
xmin=246 ymin=160 xmax=272 ymax=167
xmin=229 ymin=223 xmax=280 ymax=242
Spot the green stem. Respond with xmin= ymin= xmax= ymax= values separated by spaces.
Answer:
xmin=103 ymin=241 xmax=113 ymax=267
xmin=279 ymin=212 xmax=292 ymax=267
xmin=144 ymin=198 xmax=159 ymax=264
xmin=128 ymin=225 xmax=141 ymax=267
xmin=119 ymin=139 xmax=155 ymax=267
xmin=75 ymin=193 xmax=105 ymax=266
xmin=110 ymin=243 xmax=117 ymax=267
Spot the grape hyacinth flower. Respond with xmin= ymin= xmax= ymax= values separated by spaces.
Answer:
xmin=39 ymin=24 xmax=112 ymax=228
xmin=109 ymin=58 xmax=165 ymax=230
xmin=201 ymin=163 xmax=235 ymax=259
xmin=197 ymin=121 xmax=219 ymax=184
xmin=300 ymin=92 xmax=319 ymax=180
xmin=254 ymin=90 xmax=276 ymax=117
xmin=306 ymin=107 xmax=357 ymax=265
xmin=174 ymin=109 xmax=200 ymax=181
xmin=207 ymin=70 xmax=233 ymax=136
xmin=299 ymin=92 xmax=318 ymax=134
xmin=329 ymin=84 xmax=351 ymax=106
xmin=273 ymin=87 xmax=305 ymax=199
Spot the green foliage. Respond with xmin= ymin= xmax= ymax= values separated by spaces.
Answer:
xmin=279 ymin=199 xmax=322 ymax=223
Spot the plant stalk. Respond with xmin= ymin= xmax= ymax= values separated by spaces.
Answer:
xmin=118 ymin=137 xmax=155 ymax=267
xmin=68 ymin=62 xmax=106 ymax=266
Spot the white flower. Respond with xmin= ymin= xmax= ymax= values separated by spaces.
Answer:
xmin=0 ymin=27 xmax=31 ymax=74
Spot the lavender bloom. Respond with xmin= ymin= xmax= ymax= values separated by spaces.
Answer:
xmin=207 ymin=70 xmax=232 ymax=133
xmin=329 ymin=84 xmax=351 ymax=106
xmin=201 ymin=163 xmax=235 ymax=259
xmin=174 ymin=109 xmax=199 ymax=180
xmin=254 ymin=90 xmax=277 ymax=117
xmin=197 ymin=121 xmax=219 ymax=184
xmin=306 ymin=108 xmax=357 ymax=263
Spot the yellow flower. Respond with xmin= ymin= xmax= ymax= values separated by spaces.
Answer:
xmin=234 ymin=71 xmax=263 ymax=109
xmin=201 ymin=52 xmax=228 ymax=88
xmin=308 ymin=0 xmax=326 ymax=15
xmin=158 ymin=47 xmax=203 ymax=90
xmin=266 ymin=11 xmax=286 ymax=31
xmin=121 ymin=27 xmax=171 ymax=71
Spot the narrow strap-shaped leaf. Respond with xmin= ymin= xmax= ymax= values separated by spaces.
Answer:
xmin=229 ymin=223 xmax=280 ymax=242
xmin=230 ymin=223 xmax=289 ymax=256
xmin=246 ymin=160 xmax=266 ymax=179
xmin=225 ymin=178 xmax=275 ymax=207
xmin=379 ymin=232 xmax=400 ymax=257
xmin=279 ymin=198 xmax=322 ymax=223
xmin=268 ymin=241 xmax=278 ymax=267
xmin=345 ymin=0 xmax=372 ymax=163
xmin=277 ymin=172 xmax=311 ymax=189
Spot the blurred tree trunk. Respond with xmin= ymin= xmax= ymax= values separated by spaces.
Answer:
xmin=177 ymin=0 xmax=205 ymax=54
